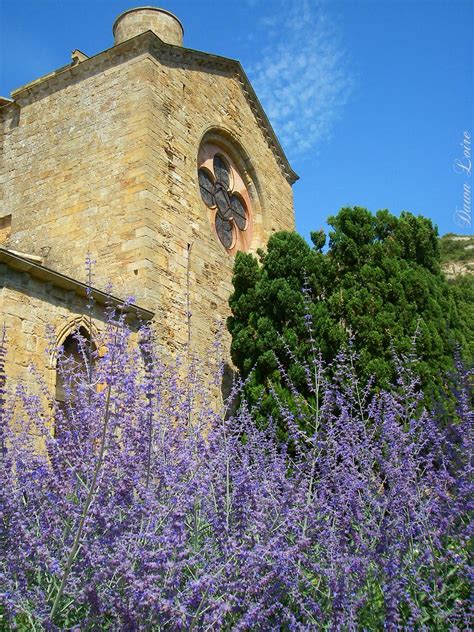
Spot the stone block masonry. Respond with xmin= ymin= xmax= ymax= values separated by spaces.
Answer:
xmin=0 ymin=7 xmax=296 ymax=393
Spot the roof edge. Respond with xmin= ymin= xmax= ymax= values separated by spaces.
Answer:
xmin=10 ymin=31 xmax=298 ymax=185
xmin=0 ymin=96 xmax=15 ymax=107
xmin=0 ymin=248 xmax=154 ymax=322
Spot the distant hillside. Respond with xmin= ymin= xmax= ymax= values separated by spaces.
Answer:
xmin=439 ymin=233 xmax=474 ymax=278
xmin=440 ymin=234 xmax=474 ymax=361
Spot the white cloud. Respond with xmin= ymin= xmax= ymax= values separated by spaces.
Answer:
xmin=247 ymin=0 xmax=352 ymax=160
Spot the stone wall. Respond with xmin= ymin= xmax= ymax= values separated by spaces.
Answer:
xmin=1 ymin=30 xmax=295 ymax=365
xmin=0 ymin=214 xmax=11 ymax=245
xmin=1 ymin=51 xmax=151 ymax=300
xmin=140 ymin=48 xmax=295 ymax=356
xmin=0 ymin=265 xmax=122 ymax=397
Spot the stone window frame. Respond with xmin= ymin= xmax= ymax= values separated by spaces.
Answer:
xmin=49 ymin=316 xmax=101 ymax=402
xmin=197 ymin=127 xmax=265 ymax=255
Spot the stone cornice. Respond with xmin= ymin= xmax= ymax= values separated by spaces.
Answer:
xmin=9 ymin=31 xmax=298 ymax=185
xmin=0 ymin=96 xmax=14 ymax=107
xmin=0 ymin=248 xmax=154 ymax=323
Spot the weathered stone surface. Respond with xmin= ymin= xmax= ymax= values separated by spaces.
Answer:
xmin=0 ymin=11 xmax=296 ymax=395
xmin=114 ymin=7 xmax=184 ymax=47
xmin=1 ymin=268 xmax=107 ymax=396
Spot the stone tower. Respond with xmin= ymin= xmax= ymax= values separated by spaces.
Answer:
xmin=0 ymin=7 xmax=297 ymax=391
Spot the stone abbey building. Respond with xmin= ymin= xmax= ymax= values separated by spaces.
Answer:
xmin=0 ymin=7 xmax=296 ymax=397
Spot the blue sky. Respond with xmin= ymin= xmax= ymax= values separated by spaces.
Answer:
xmin=1 ymin=0 xmax=472 ymax=240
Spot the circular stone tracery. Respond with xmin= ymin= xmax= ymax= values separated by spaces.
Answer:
xmin=198 ymin=153 xmax=250 ymax=250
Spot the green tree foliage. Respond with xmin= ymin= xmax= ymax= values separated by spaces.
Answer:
xmin=228 ymin=208 xmax=471 ymax=428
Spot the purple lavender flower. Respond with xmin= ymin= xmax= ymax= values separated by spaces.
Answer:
xmin=1 ymin=311 xmax=471 ymax=629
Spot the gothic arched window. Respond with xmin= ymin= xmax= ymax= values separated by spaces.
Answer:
xmin=55 ymin=327 xmax=96 ymax=406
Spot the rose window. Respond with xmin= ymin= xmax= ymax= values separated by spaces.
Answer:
xmin=198 ymin=154 xmax=249 ymax=250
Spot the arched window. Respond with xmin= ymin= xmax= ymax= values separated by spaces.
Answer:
xmin=197 ymin=131 xmax=261 ymax=255
xmin=55 ymin=327 xmax=96 ymax=405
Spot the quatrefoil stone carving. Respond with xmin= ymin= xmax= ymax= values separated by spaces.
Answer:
xmin=198 ymin=154 xmax=249 ymax=250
